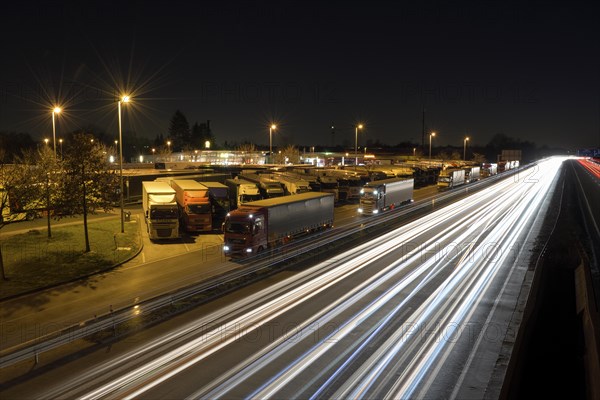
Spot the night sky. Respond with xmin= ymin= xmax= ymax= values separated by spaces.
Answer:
xmin=1 ymin=1 xmax=599 ymax=150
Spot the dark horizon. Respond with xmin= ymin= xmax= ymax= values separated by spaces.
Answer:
xmin=1 ymin=1 xmax=599 ymax=150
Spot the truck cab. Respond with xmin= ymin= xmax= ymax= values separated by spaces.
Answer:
xmin=358 ymin=185 xmax=383 ymax=214
xmin=222 ymin=208 xmax=267 ymax=256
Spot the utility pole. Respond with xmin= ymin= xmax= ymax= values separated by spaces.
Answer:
xmin=331 ymin=123 xmax=335 ymax=147
xmin=421 ymin=105 xmax=426 ymax=153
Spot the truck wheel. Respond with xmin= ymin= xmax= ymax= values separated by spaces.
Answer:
xmin=257 ymin=246 xmax=264 ymax=254
xmin=26 ymin=212 xmax=36 ymax=221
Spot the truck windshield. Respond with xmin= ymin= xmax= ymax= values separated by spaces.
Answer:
xmin=188 ymin=204 xmax=212 ymax=214
xmin=150 ymin=208 xmax=178 ymax=219
xmin=223 ymin=221 xmax=251 ymax=233
xmin=361 ymin=189 xmax=378 ymax=200
xmin=240 ymin=194 xmax=261 ymax=203
xmin=321 ymin=182 xmax=338 ymax=189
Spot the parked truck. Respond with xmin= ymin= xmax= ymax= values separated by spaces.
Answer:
xmin=268 ymin=173 xmax=311 ymax=195
xmin=481 ymin=163 xmax=498 ymax=178
xmin=202 ymin=181 xmax=230 ymax=229
xmin=240 ymin=173 xmax=286 ymax=199
xmin=169 ymin=179 xmax=212 ymax=232
xmin=226 ymin=178 xmax=262 ymax=210
xmin=223 ymin=192 xmax=335 ymax=256
xmin=0 ymin=185 xmax=41 ymax=224
xmin=358 ymin=178 xmax=414 ymax=215
xmin=142 ymin=181 xmax=179 ymax=240
xmin=464 ymin=166 xmax=480 ymax=183
xmin=437 ymin=168 xmax=466 ymax=190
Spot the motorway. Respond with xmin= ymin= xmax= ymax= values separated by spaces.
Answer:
xmin=0 ymin=158 xmax=565 ymax=399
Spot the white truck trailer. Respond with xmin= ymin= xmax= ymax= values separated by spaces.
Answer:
xmin=142 ymin=181 xmax=179 ymax=240
xmin=358 ymin=178 xmax=414 ymax=215
xmin=437 ymin=169 xmax=466 ymax=190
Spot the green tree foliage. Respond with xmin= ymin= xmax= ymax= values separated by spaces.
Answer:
xmin=20 ymin=145 xmax=63 ymax=238
xmin=168 ymin=110 xmax=191 ymax=151
xmin=60 ymin=132 xmax=118 ymax=252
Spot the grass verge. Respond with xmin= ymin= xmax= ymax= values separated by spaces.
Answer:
xmin=0 ymin=218 xmax=141 ymax=299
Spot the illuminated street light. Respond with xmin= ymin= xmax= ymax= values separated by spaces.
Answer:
xmin=413 ymin=147 xmax=416 ymax=157
xmin=167 ymin=140 xmax=171 ymax=152
xmin=429 ymin=132 xmax=436 ymax=160
xmin=59 ymin=138 xmax=63 ymax=159
xmin=269 ymin=124 xmax=276 ymax=164
xmin=464 ymin=136 xmax=470 ymax=161
xmin=205 ymin=140 xmax=211 ymax=149
xmin=118 ymin=94 xmax=131 ymax=234
xmin=355 ymin=124 xmax=363 ymax=166
xmin=52 ymin=107 xmax=61 ymax=159
xmin=44 ymin=138 xmax=49 ymax=146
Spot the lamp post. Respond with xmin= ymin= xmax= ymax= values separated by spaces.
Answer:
xmin=59 ymin=139 xmax=63 ymax=159
xmin=269 ymin=124 xmax=276 ymax=164
xmin=429 ymin=132 xmax=436 ymax=160
xmin=413 ymin=147 xmax=416 ymax=158
xmin=52 ymin=107 xmax=61 ymax=159
xmin=355 ymin=124 xmax=363 ymax=166
xmin=118 ymin=95 xmax=130 ymax=234
xmin=166 ymin=140 xmax=171 ymax=153
xmin=44 ymin=138 xmax=49 ymax=146
xmin=463 ymin=136 xmax=470 ymax=161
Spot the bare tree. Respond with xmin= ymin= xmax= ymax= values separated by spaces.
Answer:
xmin=280 ymin=145 xmax=300 ymax=164
xmin=236 ymin=143 xmax=258 ymax=164
xmin=471 ymin=152 xmax=486 ymax=164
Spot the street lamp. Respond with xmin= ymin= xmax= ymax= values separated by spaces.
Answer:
xmin=413 ymin=147 xmax=416 ymax=157
xmin=44 ymin=138 xmax=49 ymax=146
xmin=355 ymin=124 xmax=363 ymax=166
xmin=429 ymin=132 xmax=436 ymax=160
xmin=269 ymin=124 xmax=276 ymax=164
xmin=52 ymin=107 xmax=61 ymax=159
xmin=118 ymin=94 xmax=130 ymax=234
xmin=59 ymin=138 xmax=63 ymax=159
xmin=166 ymin=140 xmax=171 ymax=153
xmin=463 ymin=136 xmax=470 ymax=161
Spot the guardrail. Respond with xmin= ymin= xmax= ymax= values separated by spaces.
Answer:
xmin=0 ymin=164 xmax=531 ymax=368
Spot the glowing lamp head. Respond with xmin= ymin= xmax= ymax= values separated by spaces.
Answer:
xmin=270 ymin=124 xmax=277 ymax=130
xmin=122 ymin=95 xmax=131 ymax=103
xmin=358 ymin=124 xmax=363 ymax=129
xmin=431 ymin=132 xmax=436 ymax=137
xmin=53 ymin=107 xmax=61 ymax=114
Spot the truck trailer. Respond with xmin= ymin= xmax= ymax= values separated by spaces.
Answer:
xmin=169 ymin=179 xmax=212 ymax=232
xmin=0 ymin=185 xmax=41 ymax=224
xmin=226 ymin=178 xmax=262 ymax=210
xmin=142 ymin=181 xmax=179 ymax=240
xmin=223 ymin=192 xmax=335 ymax=256
xmin=202 ymin=181 xmax=230 ymax=229
xmin=437 ymin=169 xmax=466 ymax=190
xmin=358 ymin=178 xmax=414 ymax=215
